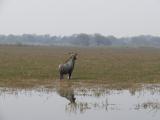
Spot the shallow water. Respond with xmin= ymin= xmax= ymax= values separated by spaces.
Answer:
xmin=0 ymin=82 xmax=160 ymax=120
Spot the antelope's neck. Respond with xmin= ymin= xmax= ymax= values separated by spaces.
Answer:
xmin=69 ymin=59 xmax=75 ymax=67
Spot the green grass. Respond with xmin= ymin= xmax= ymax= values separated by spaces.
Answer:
xmin=0 ymin=45 xmax=160 ymax=85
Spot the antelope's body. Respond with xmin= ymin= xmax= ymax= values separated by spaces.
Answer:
xmin=58 ymin=53 xmax=77 ymax=80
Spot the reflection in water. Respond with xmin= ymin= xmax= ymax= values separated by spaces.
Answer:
xmin=0 ymin=83 xmax=160 ymax=120
xmin=55 ymin=82 xmax=160 ymax=114
xmin=56 ymin=82 xmax=117 ymax=113
xmin=65 ymin=99 xmax=118 ymax=114
xmin=135 ymin=101 xmax=160 ymax=111
xmin=57 ymin=82 xmax=76 ymax=103
xmin=56 ymin=82 xmax=78 ymax=113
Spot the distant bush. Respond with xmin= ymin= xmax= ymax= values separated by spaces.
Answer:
xmin=0 ymin=34 xmax=160 ymax=47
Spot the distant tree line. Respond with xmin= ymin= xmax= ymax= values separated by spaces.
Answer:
xmin=0 ymin=33 xmax=160 ymax=47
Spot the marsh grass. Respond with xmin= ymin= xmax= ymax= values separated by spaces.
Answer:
xmin=0 ymin=45 xmax=160 ymax=87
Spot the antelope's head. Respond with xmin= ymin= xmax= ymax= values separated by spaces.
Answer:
xmin=69 ymin=52 xmax=78 ymax=61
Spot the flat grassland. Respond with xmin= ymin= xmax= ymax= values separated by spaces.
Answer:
xmin=0 ymin=45 xmax=160 ymax=87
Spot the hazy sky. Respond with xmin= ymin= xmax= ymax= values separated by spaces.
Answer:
xmin=0 ymin=0 xmax=160 ymax=37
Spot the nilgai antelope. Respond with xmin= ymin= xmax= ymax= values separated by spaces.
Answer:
xmin=58 ymin=53 xmax=78 ymax=80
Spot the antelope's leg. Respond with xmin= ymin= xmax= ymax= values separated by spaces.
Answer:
xmin=68 ymin=73 xmax=71 ymax=79
xmin=60 ymin=73 xmax=63 ymax=80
